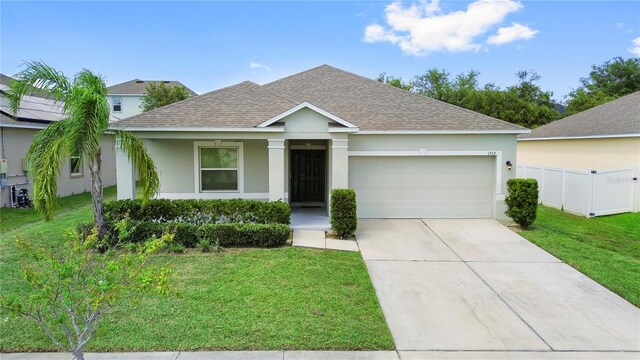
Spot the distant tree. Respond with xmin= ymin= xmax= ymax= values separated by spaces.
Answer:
xmin=412 ymin=68 xmax=453 ymax=101
xmin=375 ymin=72 xmax=413 ymax=91
xmin=140 ymin=82 xmax=191 ymax=112
xmin=565 ymin=57 xmax=640 ymax=115
xmin=410 ymin=68 xmax=559 ymax=128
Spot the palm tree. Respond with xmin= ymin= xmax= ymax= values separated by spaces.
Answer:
xmin=8 ymin=61 xmax=159 ymax=237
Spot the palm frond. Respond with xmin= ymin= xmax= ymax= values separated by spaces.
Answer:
xmin=7 ymin=61 xmax=70 ymax=114
xmin=113 ymin=130 xmax=160 ymax=204
xmin=65 ymin=70 xmax=111 ymax=159
xmin=26 ymin=121 xmax=70 ymax=220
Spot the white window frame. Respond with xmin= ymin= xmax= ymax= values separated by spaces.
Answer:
xmin=112 ymin=97 xmax=122 ymax=112
xmin=194 ymin=141 xmax=244 ymax=193
xmin=70 ymin=155 xmax=83 ymax=178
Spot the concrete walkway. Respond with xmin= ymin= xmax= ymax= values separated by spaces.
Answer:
xmin=292 ymin=230 xmax=359 ymax=252
xmin=357 ymin=219 xmax=640 ymax=355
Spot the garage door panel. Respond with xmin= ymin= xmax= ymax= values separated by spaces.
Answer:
xmin=349 ymin=157 xmax=494 ymax=218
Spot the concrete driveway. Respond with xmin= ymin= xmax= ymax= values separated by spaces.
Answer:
xmin=357 ymin=219 xmax=640 ymax=357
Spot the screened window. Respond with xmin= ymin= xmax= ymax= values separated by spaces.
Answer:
xmin=112 ymin=97 xmax=122 ymax=112
xmin=70 ymin=155 xmax=82 ymax=177
xmin=199 ymin=147 xmax=239 ymax=191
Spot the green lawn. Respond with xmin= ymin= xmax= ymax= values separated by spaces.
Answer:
xmin=0 ymin=186 xmax=117 ymax=233
xmin=517 ymin=206 xmax=640 ymax=307
xmin=0 ymin=191 xmax=393 ymax=351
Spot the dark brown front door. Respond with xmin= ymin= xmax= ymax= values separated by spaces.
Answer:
xmin=291 ymin=150 xmax=325 ymax=203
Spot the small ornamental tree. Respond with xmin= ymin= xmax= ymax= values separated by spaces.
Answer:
xmin=0 ymin=228 xmax=173 ymax=360
xmin=504 ymin=178 xmax=539 ymax=229
xmin=331 ymin=189 xmax=358 ymax=239
xmin=140 ymin=82 xmax=191 ymax=112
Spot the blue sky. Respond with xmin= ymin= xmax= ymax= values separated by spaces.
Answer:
xmin=1 ymin=1 xmax=639 ymax=102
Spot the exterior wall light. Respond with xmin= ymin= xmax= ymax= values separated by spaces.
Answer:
xmin=506 ymin=160 xmax=513 ymax=170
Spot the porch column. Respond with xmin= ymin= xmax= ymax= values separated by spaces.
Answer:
xmin=331 ymin=139 xmax=349 ymax=189
xmin=115 ymin=138 xmax=136 ymax=200
xmin=268 ymin=139 xmax=285 ymax=201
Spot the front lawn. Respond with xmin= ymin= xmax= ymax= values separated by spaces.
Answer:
xmin=0 ymin=191 xmax=393 ymax=351
xmin=517 ymin=206 xmax=640 ymax=307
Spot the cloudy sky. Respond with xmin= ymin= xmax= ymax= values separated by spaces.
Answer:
xmin=1 ymin=1 xmax=638 ymax=101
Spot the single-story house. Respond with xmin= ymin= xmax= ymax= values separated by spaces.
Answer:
xmin=107 ymin=79 xmax=196 ymax=119
xmin=518 ymin=92 xmax=640 ymax=169
xmin=0 ymin=74 xmax=117 ymax=207
xmin=113 ymin=65 xmax=529 ymax=220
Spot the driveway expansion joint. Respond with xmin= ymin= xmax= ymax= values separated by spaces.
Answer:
xmin=421 ymin=219 xmax=555 ymax=351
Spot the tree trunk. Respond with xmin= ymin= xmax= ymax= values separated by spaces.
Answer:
xmin=89 ymin=149 xmax=105 ymax=239
xmin=73 ymin=349 xmax=85 ymax=360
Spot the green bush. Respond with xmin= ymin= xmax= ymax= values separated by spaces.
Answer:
xmin=505 ymin=178 xmax=539 ymax=229
xmin=197 ymin=223 xmax=290 ymax=247
xmin=103 ymin=199 xmax=290 ymax=225
xmin=331 ymin=189 xmax=358 ymax=239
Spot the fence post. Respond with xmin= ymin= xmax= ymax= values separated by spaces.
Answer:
xmin=561 ymin=166 xmax=565 ymax=211
xmin=634 ymin=165 xmax=640 ymax=212
xmin=587 ymin=170 xmax=596 ymax=218
xmin=540 ymin=164 xmax=545 ymax=205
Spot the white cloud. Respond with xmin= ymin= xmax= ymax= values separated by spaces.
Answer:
xmin=249 ymin=62 xmax=271 ymax=71
xmin=364 ymin=0 xmax=537 ymax=55
xmin=630 ymin=37 xmax=640 ymax=57
xmin=488 ymin=23 xmax=538 ymax=45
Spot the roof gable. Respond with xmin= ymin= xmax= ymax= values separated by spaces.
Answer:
xmin=519 ymin=92 xmax=640 ymax=140
xmin=257 ymin=102 xmax=358 ymax=129
xmin=262 ymin=65 xmax=526 ymax=132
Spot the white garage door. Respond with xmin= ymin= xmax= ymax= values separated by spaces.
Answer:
xmin=349 ymin=156 xmax=495 ymax=218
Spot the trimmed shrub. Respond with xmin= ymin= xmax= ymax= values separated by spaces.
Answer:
xmin=197 ymin=223 xmax=290 ymax=248
xmin=505 ymin=178 xmax=538 ymax=229
xmin=95 ymin=199 xmax=291 ymax=249
xmin=103 ymin=199 xmax=290 ymax=225
xmin=330 ymin=189 xmax=357 ymax=239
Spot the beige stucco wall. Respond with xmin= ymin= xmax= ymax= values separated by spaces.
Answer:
xmin=0 ymin=126 xmax=117 ymax=207
xmin=145 ymin=139 xmax=269 ymax=194
xmin=517 ymin=137 xmax=640 ymax=169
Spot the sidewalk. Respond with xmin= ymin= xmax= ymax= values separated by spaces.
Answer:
xmin=3 ymin=350 xmax=640 ymax=359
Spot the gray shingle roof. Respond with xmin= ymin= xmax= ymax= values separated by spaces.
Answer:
xmin=112 ymin=81 xmax=296 ymax=129
xmin=107 ymin=79 xmax=197 ymax=96
xmin=519 ymin=92 xmax=640 ymax=139
xmin=113 ymin=65 xmax=527 ymax=132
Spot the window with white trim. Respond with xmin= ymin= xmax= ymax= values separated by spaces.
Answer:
xmin=70 ymin=155 xmax=82 ymax=177
xmin=112 ymin=97 xmax=122 ymax=112
xmin=199 ymin=146 xmax=239 ymax=191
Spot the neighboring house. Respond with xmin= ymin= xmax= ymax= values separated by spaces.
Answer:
xmin=0 ymin=75 xmax=117 ymax=207
xmin=518 ymin=92 xmax=640 ymax=169
xmin=113 ymin=65 xmax=529 ymax=220
xmin=107 ymin=79 xmax=196 ymax=119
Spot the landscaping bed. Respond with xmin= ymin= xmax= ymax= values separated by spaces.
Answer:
xmin=84 ymin=198 xmax=292 ymax=248
xmin=516 ymin=206 xmax=640 ymax=307
xmin=0 ymin=192 xmax=393 ymax=351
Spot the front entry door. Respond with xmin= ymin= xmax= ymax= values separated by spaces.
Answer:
xmin=291 ymin=150 xmax=325 ymax=203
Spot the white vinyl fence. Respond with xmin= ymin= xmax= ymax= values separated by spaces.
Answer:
xmin=516 ymin=164 xmax=640 ymax=217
